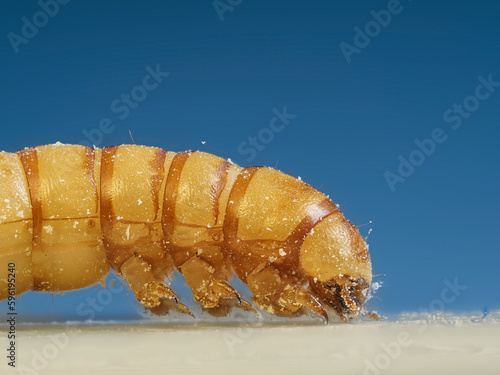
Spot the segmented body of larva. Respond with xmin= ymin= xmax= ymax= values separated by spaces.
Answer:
xmin=0 ymin=143 xmax=375 ymax=322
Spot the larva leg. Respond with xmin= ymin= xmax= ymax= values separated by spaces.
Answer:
xmin=120 ymin=254 xmax=192 ymax=316
xmin=180 ymin=255 xmax=254 ymax=316
xmin=100 ymin=145 xmax=192 ymax=316
xmin=246 ymin=266 xmax=328 ymax=320
xmin=223 ymin=166 xmax=358 ymax=322
xmin=163 ymin=152 xmax=254 ymax=316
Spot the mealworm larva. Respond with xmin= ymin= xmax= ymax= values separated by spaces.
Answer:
xmin=0 ymin=143 xmax=376 ymax=322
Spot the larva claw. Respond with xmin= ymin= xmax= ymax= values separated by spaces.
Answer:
xmin=147 ymin=299 xmax=194 ymax=317
xmin=211 ymin=279 xmax=239 ymax=302
xmin=238 ymin=298 xmax=256 ymax=313
xmin=141 ymin=282 xmax=177 ymax=308
xmin=138 ymin=281 xmax=193 ymax=317
xmin=193 ymin=279 xmax=254 ymax=317
xmin=230 ymin=291 xmax=256 ymax=313
xmin=141 ymin=282 xmax=194 ymax=317
xmin=213 ymin=281 xmax=255 ymax=313
xmin=175 ymin=302 xmax=195 ymax=318
xmin=296 ymin=289 xmax=329 ymax=323
xmin=180 ymin=255 xmax=255 ymax=316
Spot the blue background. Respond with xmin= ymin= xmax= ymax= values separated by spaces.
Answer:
xmin=0 ymin=0 xmax=499 ymax=322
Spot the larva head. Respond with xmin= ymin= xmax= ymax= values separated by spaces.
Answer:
xmin=299 ymin=211 xmax=372 ymax=319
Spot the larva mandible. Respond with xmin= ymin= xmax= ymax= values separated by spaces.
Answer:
xmin=0 ymin=143 xmax=375 ymax=322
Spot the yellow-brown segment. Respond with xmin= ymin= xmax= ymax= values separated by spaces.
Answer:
xmin=99 ymin=145 xmax=192 ymax=315
xmin=12 ymin=144 xmax=109 ymax=294
xmin=0 ymin=151 xmax=34 ymax=299
xmin=162 ymin=152 xmax=252 ymax=315
xmin=0 ymin=143 xmax=374 ymax=321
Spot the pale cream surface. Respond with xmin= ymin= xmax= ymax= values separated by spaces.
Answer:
xmin=0 ymin=313 xmax=498 ymax=375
